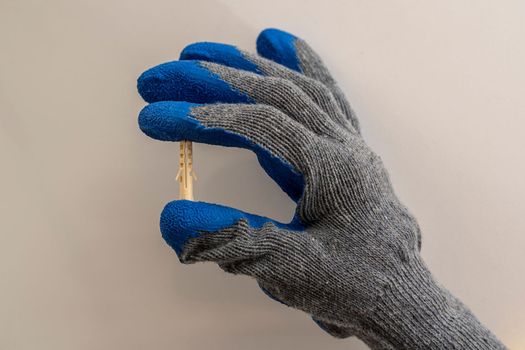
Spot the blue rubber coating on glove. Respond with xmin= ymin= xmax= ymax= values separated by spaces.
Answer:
xmin=180 ymin=42 xmax=262 ymax=74
xmin=137 ymin=60 xmax=253 ymax=104
xmin=259 ymin=284 xmax=289 ymax=306
xmin=312 ymin=317 xmax=331 ymax=332
xmin=138 ymin=101 xmax=201 ymax=141
xmin=256 ymin=28 xmax=301 ymax=72
xmin=138 ymin=101 xmax=305 ymax=202
xmin=161 ymin=200 xmax=302 ymax=256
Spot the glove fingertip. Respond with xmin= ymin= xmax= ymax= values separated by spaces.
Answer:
xmin=256 ymin=28 xmax=301 ymax=72
xmin=161 ymin=200 xmax=236 ymax=255
xmin=136 ymin=60 xmax=251 ymax=104
xmin=138 ymin=101 xmax=201 ymax=141
xmin=180 ymin=42 xmax=221 ymax=61
xmin=160 ymin=200 xmax=284 ymax=256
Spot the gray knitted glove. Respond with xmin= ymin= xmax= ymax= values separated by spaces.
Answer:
xmin=137 ymin=28 xmax=506 ymax=349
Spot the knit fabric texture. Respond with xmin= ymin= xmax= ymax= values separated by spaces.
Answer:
xmin=137 ymin=28 xmax=506 ymax=349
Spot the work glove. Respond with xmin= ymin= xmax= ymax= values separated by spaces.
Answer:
xmin=137 ymin=28 xmax=506 ymax=349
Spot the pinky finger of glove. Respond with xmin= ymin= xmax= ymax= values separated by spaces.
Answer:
xmin=256 ymin=28 xmax=360 ymax=133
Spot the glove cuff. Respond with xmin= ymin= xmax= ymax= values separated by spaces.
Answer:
xmin=355 ymin=253 xmax=506 ymax=349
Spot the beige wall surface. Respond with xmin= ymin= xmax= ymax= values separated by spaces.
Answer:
xmin=1 ymin=0 xmax=524 ymax=349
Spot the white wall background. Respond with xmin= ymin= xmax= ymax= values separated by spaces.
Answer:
xmin=1 ymin=0 xmax=524 ymax=349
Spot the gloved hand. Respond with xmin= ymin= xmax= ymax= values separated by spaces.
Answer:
xmin=137 ymin=29 xmax=505 ymax=349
